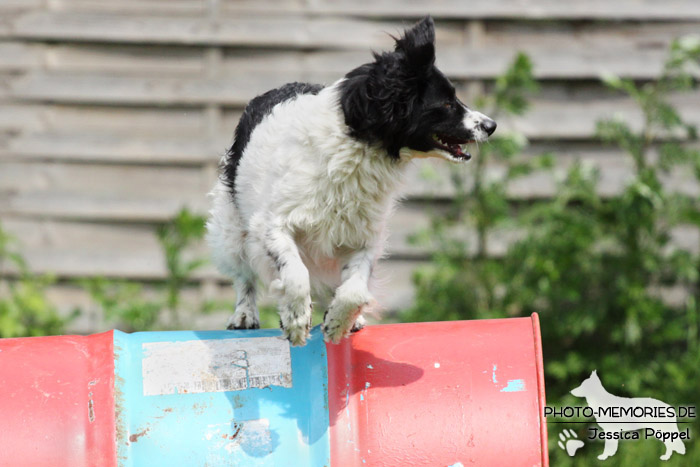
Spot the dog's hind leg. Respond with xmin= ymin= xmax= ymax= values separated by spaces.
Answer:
xmin=226 ymin=266 xmax=259 ymax=330
xmin=205 ymin=182 xmax=260 ymax=330
xmin=323 ymin=248 xmax=375 ymax=344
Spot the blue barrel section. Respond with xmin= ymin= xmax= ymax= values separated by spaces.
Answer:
xmin=113 ymin=328 xmax=330 ymax=466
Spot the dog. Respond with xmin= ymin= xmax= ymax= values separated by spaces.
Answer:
xmin=206 ymin=16 xmax=496 ymax=346
xmin=571 ymin=370 xmax=686 ymax=461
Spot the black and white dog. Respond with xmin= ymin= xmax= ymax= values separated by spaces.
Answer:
xmin=207 ymin=17 xmax=496 ymax=345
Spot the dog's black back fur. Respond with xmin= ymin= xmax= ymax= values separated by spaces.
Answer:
xmin=222 ymin=82 xmax=324 ymax=195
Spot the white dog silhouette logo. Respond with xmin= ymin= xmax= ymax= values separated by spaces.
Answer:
xmin=570 ymin=370 xmax=686 ymax=461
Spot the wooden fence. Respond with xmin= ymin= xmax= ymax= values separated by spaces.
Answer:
xmin=1 ymin=0 xmax=699 ymax=331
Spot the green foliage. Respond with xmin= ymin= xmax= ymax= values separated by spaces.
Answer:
xmin=84 ymin=208 xmax=210 ymax=332
xmin=0 ymin=222 xmax=74 ymax=337
xmin=490 ymin=52 xmax=540 ymax=115
xmin=404 ymin=39 xmax=700 ymax=464
xmin=0 ymin=206 xmax=319 ymax=335
xmin=81 ymin=278 xmax=163 ymax=332
xmin=157 ymin=208 xmax=208 ymax=326
xmin=406 ymin=52 xmax=545 ymax=321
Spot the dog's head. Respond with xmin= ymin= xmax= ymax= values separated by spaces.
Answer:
xmin=339 ymin=16 xmax=496 ymax=162
xmin=570 ymin=370 xmax=601 ymax=398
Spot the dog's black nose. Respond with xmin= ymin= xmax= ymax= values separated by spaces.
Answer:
xmin=481 ymin=119 xmax=497 ymax=136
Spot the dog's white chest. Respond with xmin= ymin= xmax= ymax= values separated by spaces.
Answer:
xmin=289 ymin=147 xmax=406 ymax=256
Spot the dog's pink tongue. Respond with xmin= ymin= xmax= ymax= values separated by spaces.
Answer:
xmin=450 ymin=144 xmax=471 ymax=160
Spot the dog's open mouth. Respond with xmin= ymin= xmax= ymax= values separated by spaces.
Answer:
xmin=432 ymin=134 xmax=473 ymax=160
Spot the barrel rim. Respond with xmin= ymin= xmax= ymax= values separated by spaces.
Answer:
xmin=531 ymin=312 xmax=549 ymax=467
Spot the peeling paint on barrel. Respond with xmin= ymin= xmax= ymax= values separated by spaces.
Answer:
xmin=113 ymin=342 xmax=129 ymax=464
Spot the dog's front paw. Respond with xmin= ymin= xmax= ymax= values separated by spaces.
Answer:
xmin=272 ymin=273 xmax=313 ymax=346
xmin=281 ymin=308 xmax=312 ymax=346
xmin=282 ymin=320 xmax=311 ymax=346
xmin=323 ymin=306 xmax=369 ymax=344
xmin=279 ymin=294 xmax=312 ymax=347
xmin=350 ymin=314 xmax=366 ymax=333
xmin=323 ymin=281 xmax=374 ymax=344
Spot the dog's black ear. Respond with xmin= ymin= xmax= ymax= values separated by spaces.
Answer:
xmin=394 ymin=16 xmax=435 ymax=74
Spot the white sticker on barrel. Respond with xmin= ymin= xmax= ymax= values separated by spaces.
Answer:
xmin=141 ymin=337 xmax=292 ymax=396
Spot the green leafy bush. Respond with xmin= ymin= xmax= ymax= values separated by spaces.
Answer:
xmin=83 ymin=208 xmax=210 ymax=332
xmin=0 ymin=222 xmax=73 ymax=337
xmin=404 ymin=38 xmax=700 ymax=464
xmin=406 ymin=53 xmax=549 ymax=322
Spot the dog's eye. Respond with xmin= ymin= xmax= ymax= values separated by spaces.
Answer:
xmin=444 ymin=102 xmax=454 ymax=109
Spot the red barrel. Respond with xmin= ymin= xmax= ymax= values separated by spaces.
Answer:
xmin=328 ymin=315 xmax=548 ymax=466
xmin=0 ymin=315 xmax=547 ymax=466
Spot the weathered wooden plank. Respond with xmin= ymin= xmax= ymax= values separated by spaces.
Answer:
xmin=4 ymin=133 xmax=228 ymax=164
xmin=3 ymin=145 xmax=698 ymax=223
xmin=0 ymin=42 xmax=43 ymax=71
xmin=0 ymin=104 xmax=43 ymax=132
xmin=0 ymin=74 xmax=11 ymax=100
xmin=0 ymin=215 xmax=485 ymax=285
xmin=0 ymin=0 xmax=43 ymax=11
xmin=502 ymin=91 xmax=700 ymax=139
xmin=0 ymin=211 xmax=464 ymax=279
xmin=230 ymin=0 xmax=700 ymax=21
xmin=12 ymin=11 xmax=699 ymax=51
xmin=0 ymin=217 xmax=169 ymax=278
xmin=5 ymin=16 xmax=697 ymax=79
xmin=225 ymin=44 xmax=691 ymax=81
xmin=485 ymin=21 xmax=699 ymax=49
xmin=2 ymin=215 xmax=697 ymax=295
xmin=35 ymin=0 xmax=700 ymax=20
xmin=8 ymin=12 xmax=415 ymax=49
xmin=53 ymin=0 xmax=208 ymax=14
xmin=0 ymin=104 xmax=219 ymax=137
xmin=0 ymin=162 xmax=211 ymax=221
xmin=46 ymin=44 xmax=206 ymax=75
xmin=440 ymin=48 xmax=665 ymax=81
xmin=9 ymin=73 xmax=274 ymax=106
xmin=7 ymin=80 xmax=700 ymax=138
xmin=2 ymin=42 xmax=691 ymax=81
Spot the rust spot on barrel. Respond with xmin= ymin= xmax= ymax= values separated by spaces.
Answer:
xmin=229 ymin=424 xmax=242 ymax=440
xmin=114 ymin=374 xmax=128 ymax=451
xmin=129 ymin=428 xmax=150 ymax=443
xmin=88 ymin=399 xmax=95 ymax=423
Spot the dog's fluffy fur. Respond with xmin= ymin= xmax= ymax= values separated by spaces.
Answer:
xmin=207 ymin=16 xmax=496 ymax=345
